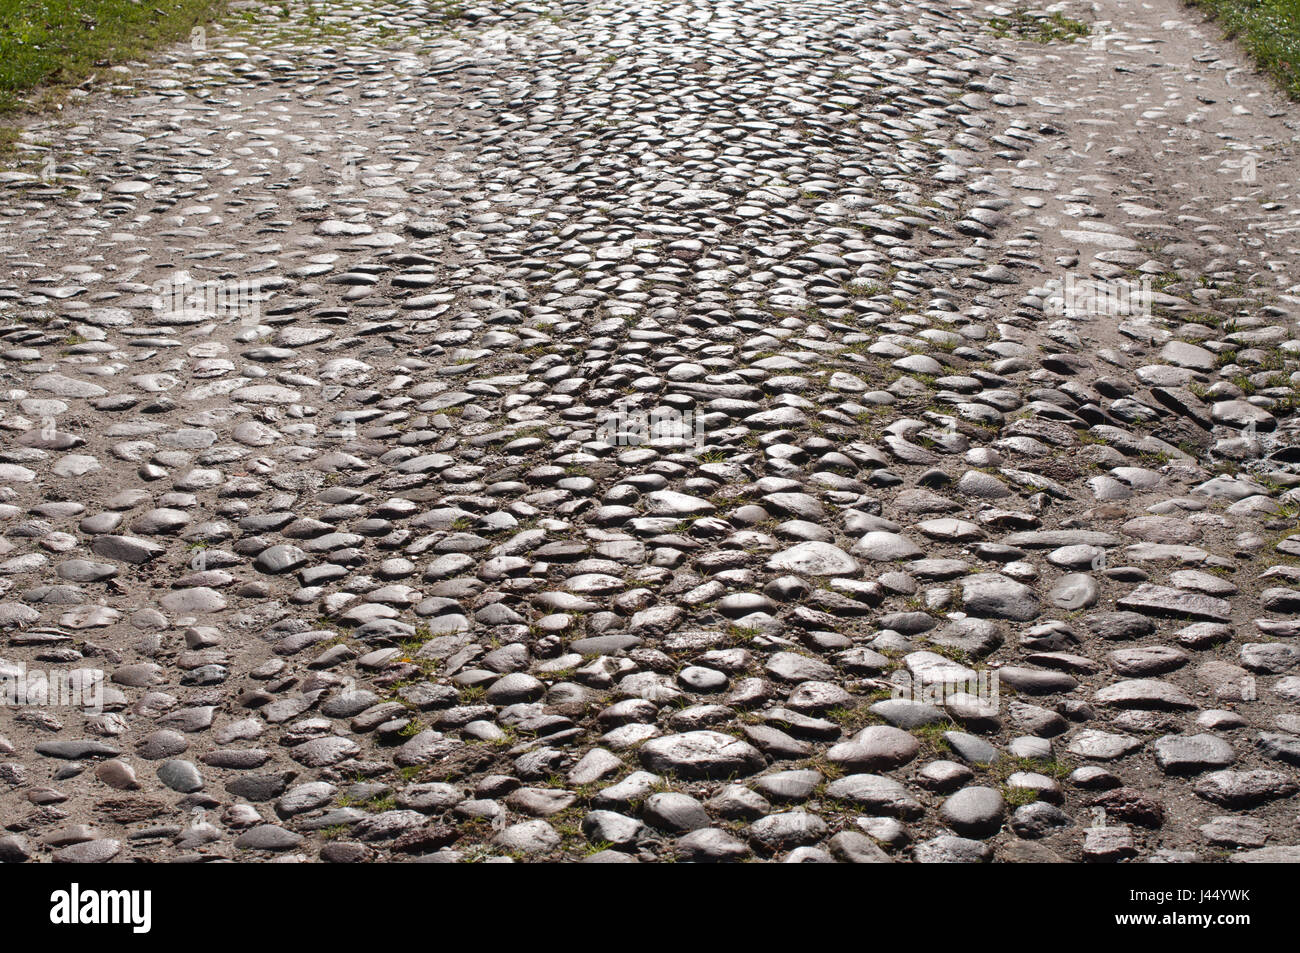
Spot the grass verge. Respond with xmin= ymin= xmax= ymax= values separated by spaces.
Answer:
xmin=0 ymin=0 xmax=227 ymax=117
xmin=1186 ymin=0 xmax=1300 ymax=99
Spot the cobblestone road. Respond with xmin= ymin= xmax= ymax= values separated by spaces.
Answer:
xmin=1 ymin=0 xmax=1299 ymax=862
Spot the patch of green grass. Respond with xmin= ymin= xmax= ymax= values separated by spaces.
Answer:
xmin=988 ymin=9 xmax=1091 ymax=43
xmin=428 ymin=0 xmax=468 ymax=21
xmin=488 ymin=726 xmax=517 ymax=748
xmin=826 ymin=704 xmax=883 ymax=733
xmin=799 ymin=754 xmax=845 ymax=781
xmin=911 ymin=722 xmax=953 ymax=753
xmin=1187 ymin=0 xmax=1300 ymax=99
xmin=0 ymin=0 xmax=227 ymax=116
xmin=986 ymin=756 xmax=1075 ymax=783
xmin=1001 ymin=785 xmax=1039 ymax=807
xmin=726 ymin=625 xmax=762 ymax=644
xmin=847 ymin=280 xmax=885 ymax=297
xmin=922 ymin=643 xmax=973 ymax=665
xmin=337 ymin=789 xmax=396 ymax=812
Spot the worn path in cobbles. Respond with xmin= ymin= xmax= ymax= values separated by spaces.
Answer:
xmin=1 ymin=0 xmax=1299 ymax=863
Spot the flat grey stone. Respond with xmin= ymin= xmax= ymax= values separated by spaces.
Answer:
xmin=157 ymin=759 xmax=204 ymax=793
xmin=824 ymin=774 xmax=923 ymax=819
xmin=235 ymin=825 xmax=304 ymax=851
xmin=961 ymin=573 xmax=1040 ymax=621
xmin=638 ymin=731 xmax=764 ymax=780
xmin=1195 ymin=770 xmax=1298 ymax=807
xmin=1153 ymin=734 xmax=1235 ymax=774
xmin=940 ymin=786 xmax=1006 ymax=838
xmin=1118 ymin=584 xmax=1232 ymax=623
xmin=765 ymin=542 xmax=859 ymax=577
xmin=913 ymin=835 xmax=992 ymax=863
